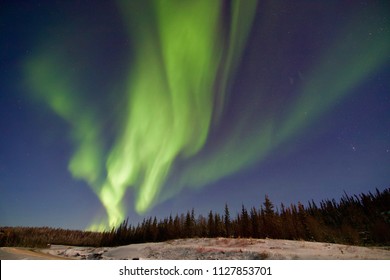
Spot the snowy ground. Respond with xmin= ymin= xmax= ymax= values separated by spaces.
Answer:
xmin=34 ymin=238 xmax=390 ymax=260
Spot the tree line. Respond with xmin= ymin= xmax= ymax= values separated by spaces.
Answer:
xmin=1 ymin=187 xmax=389 ymax=248
xmin=0 ymin=226 xmax=102 ymax=248
xmin=101 ymin=188 xmax=390 ymax=246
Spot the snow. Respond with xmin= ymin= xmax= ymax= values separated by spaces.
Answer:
xmin=41 ymin=238 xmax=390 ymax=260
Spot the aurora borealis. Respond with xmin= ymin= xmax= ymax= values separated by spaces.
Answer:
xmin=1 ymin=1 xmax=389 ymax=230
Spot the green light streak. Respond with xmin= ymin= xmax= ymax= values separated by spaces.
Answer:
xmin=25 ymin=53 xmax=104 ymax=188
xmin=101 ymin=0 xmax=223 ymax=222
xmin=25 ymin=1 xmax=257 ymax=229
xmin=161 ymin=14 xmax=390 ymax=201
xmin=100 ymin=0 xmax=257 ymax=224
xmin=214 ymin=0 xmax=258 ymax=122
xmin=278 ymin=20 xmax=390 ymax=142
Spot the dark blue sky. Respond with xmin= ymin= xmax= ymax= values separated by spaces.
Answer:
xmin=1 ymin=0 xmax=389 ymax=230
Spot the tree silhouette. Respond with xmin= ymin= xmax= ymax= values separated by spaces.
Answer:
xmin=2 ymin=188 xmax=389 ymax=248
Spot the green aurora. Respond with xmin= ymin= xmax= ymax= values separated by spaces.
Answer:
xmin=23 ymin=1 xmax=389 ymax=230
xmin=25 ymin=0 xmax=257 ymax=229
xmin=162 ymin=13 xmax=390 ymax=202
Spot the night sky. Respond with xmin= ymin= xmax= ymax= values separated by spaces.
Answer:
xmin=1 ymin=0 xmax=389 ymax=230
